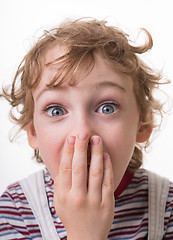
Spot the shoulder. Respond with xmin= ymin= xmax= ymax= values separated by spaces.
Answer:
xmin=125 ymin=168 xmax=149 ymax=193
xmin=0 ymin=171 xmax=46 ymax=239
xmin=127 ymin=168 xmax=173 ymax=211
xmin=0 ymin=177 xmax=32 ymax=220
xmin=132 ymin=168 xmax=173 ymax=190
xmin=134 ymin=169 xmax=173 ymax=237
xmin=133 ymin=168 xmax=173 ymax=199
xmin=0 ymin=170 xmax=43 ymax=203
xmin=0 ymin=169 xmax=51 ymax=212
xmin=164 ymin=180 xmax=173 ymax=237
xmin=0 ymin=181 xmax=28 ymax=207
xmin=165 ymin=180 xmax=173 ymax=213
xmin=132 ymin=168 xmax=148 ymax=183
xmin=0 ymin=181 xmax=31 ymax=238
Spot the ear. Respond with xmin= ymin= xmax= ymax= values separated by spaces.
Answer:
xmin=26 ymin=121 xmax=38 ymax=149
xmin=136 ymin=123 xmax=152 ymax=143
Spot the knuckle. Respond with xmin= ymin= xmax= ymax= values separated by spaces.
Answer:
xmin=90 ymin=167 xmax=102 ymax=177
xmin=91 ymin=198 xmax=100 ymax=208
xmin=103 ymin=177 xmax=113 ymax=187
xmin=73 ymin=194 xmax=86 ymax=207
xmin=73 ymin=164 xmax=85 ymax=175
xmin=60 ymin=163 xmax=72 ymax=174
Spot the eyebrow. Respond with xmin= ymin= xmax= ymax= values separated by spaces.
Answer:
xmin=96 ymin=81 xmax=127 ymax=93
xmin=35 ymin=85 xmax=69 ymax=101
xmin=36 ymin=80 xmax=127 ymax=101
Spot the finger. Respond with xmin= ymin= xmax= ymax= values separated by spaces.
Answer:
xmin=88 ymin=136 xmax=103 ymax=203
xmin=56 ymin=136 xmax=75 ymax=191
xmin=102 ymin=153 xmax=114 ymax=203
xmin=72 ymin=133 xmax=88 ymax=194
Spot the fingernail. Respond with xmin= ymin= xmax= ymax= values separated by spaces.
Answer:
xmin=67 ymin=136 xmax=75 ymax=145
xmin=91 ymin=136 xmax=100 ymax=145
xmin=78 ymin=133 xmax=88 ymax=141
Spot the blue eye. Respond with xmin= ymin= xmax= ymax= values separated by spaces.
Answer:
xmin=97 ymin=102 xmax=119 ymax=114
xmin=45 ymin=106 xmax=66 ymax=117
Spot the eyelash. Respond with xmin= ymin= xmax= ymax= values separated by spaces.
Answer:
xmin=44 ymin=104 xmax=67 ymax=117
xmin=96 ymin=101 xmax=120 ymax=115
xmin=44 ymin=101 xmax=120 ymax=118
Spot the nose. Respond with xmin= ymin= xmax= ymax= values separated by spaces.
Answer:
xmin=70 ymin=113 xmax=96 ymax=140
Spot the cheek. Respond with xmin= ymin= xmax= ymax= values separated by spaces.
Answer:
xmin=103 ymin=123 xmax=138 ymax=188
xmin=34 ymin=123 xmax=65 ymax=178
xmin=42 ymin=141 xmax=64 ymax=179
xmin=104 ymin=120 xmax=137 ymax=156
xmin=106 ymin=131 xmax=136 ymax=167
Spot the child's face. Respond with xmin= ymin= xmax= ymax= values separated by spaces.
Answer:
xmin=27 ymin=45 xmax=149 ymax=190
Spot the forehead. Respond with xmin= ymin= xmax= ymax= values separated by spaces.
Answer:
xmin=44 ymin=43 xmax=67 ymax=64
xmin=37 ymin=43 xmax=134 ymax=95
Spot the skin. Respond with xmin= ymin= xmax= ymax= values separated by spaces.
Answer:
xmin=27 ymin=45 xmax=151 ymax=239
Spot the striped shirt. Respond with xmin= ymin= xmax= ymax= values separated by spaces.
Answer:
xmin=0 ymin=169 xmax=173 ymax=239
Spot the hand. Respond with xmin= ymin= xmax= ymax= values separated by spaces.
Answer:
xmin=53 ymin=133 xmax=115 ymax=240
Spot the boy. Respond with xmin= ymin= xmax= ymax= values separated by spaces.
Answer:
xmin=0 ymin=18 xmax=173 ymax=239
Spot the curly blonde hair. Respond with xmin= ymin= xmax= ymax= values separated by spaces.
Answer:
xmin=1 ymin=18 xmax=166 ymax=171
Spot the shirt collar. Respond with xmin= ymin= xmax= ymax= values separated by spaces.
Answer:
xmin=114 ymin=170 xmax=134 ymax=199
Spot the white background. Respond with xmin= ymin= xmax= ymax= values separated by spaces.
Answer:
xmin=0 ymin=0 xmax=173 ymax=195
